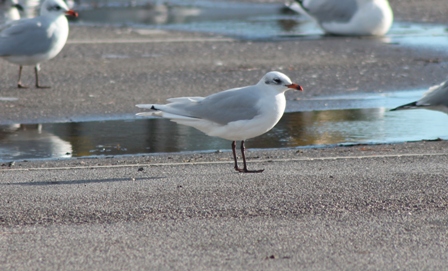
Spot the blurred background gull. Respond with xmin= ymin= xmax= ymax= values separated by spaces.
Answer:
xmin=288 ymin=0 xmax=393 ymax=36
xmin=0 ymin=0 xmax=23 ymax=24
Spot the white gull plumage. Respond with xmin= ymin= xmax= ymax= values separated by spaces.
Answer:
xmin=136 ymin=71 xmax=303 ymax=173
xmin=391 ymin=80 xmax=448 ymax=114
xmin=0 ymin=0 xmax=77 ymax=88
xmin=290 ymin=0 xmax=393 ymax=36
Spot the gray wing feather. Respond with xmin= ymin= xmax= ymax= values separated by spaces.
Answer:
xmin=300 ymin=0 xmax=358 ymax=23
xmin=153 ymin=86 xmax=262 ymax=125
xmin=0 ymin=17 xmax=52 ymax=56
xmin=192 ymin=86 xmax=262 ymax=124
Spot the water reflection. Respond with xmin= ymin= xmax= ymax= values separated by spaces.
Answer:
xmin=77 ymin=3 xmax=201 ymax=26
xmin=0 ymin=0 xmax=307 ymax=38
xmin=0 ymin=124 xmax=72 ymax=161
xmin=75 ymin=1 xmax=315 ymax=38
xmin=0 ymin=108 xmax=446 ymax=161
xmin=2 ymin=0 xmax=447 ymax=45
xmin=74 ymin=0 xmax=448 ymax=45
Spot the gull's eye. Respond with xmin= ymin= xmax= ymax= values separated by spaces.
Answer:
xmin=48 ymin=5 xmax=62 ymax=11
xmin=273 ymin=78 xmax=282 ymax=84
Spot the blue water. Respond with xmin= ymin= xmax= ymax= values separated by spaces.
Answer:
xmin=0 ymin=105 xmax=446 ymax=162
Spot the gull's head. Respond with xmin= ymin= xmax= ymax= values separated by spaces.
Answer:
xmin=40 ymin=0 xmax=78 ymax=17
xmin=259 ymin=71 xmax=303 ymax=93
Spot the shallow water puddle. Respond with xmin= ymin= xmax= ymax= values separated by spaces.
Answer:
xmin=9 ymin=0 xmax=446 ymax=44
xmin=1 ymin=107 xmax=447 ymax=162
xmin=68 ymin=0 xmax=448 ymax=46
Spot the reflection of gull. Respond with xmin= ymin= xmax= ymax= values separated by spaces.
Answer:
xmin=139 ymin=1 xmax=200 ymax=25
xmin=0 ymin=0 xmax=23 ymax=23
xmin=137 ymin=71 xmax=303 ymax=173
xmin=391 ymin=80 xmax=448 ymax=114
xmin=0 ymin=124 xmax=72 ymax=160
xmin=80 ymin=4 xmax=201 ymax=26
xmin=166 ymin=5 xmax=201 ymax=24
xmin=139 ymin=3 xmax=168 ymax=25
xmin=289 ymin=0 xmax=393 ymax=36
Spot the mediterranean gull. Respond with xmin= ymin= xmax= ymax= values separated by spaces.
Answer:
xmin=0 ymin=0 xmax=78 ymax=88
xmin=290 ymin=0 xmax=393 ymax=36
xmin=136 ymin=71 xmax=303 ymax=173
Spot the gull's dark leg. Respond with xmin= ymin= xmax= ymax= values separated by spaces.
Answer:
xmin=232 ymin=140 xmax=264 ymax=173
xmin=240 ymin=140 xmax=264 ymax=173
xmin=17 ymin=66 xmax=28 ymax=88
xmin=232 ymin=141 xmax=241 ymax=172
xmin=35 ymin=65 xmax=50 ymax=88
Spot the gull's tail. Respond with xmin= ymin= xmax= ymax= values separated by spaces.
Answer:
xmin=135 ymin=104 xmax=159 ymax=116
xmin=390 ymin=101 xmax=420 ymax=111
xmin=135 ymin=103 xmax=199 ymax=121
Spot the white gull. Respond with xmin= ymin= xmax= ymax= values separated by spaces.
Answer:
xmin=290 ymin=0 xmax=393 ymax=36
xmin=136 ymin=71 xmax=303 ymax=173
xmin=0 ymin=0 xmax=77 ymax=88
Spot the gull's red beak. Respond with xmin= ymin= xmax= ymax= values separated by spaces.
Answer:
xmin=65 ymin=10 xmax=78 ymax=18
xmin=286 ymin=83 xmax=303 ymax=91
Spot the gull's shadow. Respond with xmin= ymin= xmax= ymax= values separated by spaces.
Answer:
xmin=4 ymin=177 xmax=166 ymax=186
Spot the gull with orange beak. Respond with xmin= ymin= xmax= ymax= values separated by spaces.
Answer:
xmin=0 ymin=0 xmax=78 ymax=88
xmin=137 ymin=71 xmax=303 ymax=173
